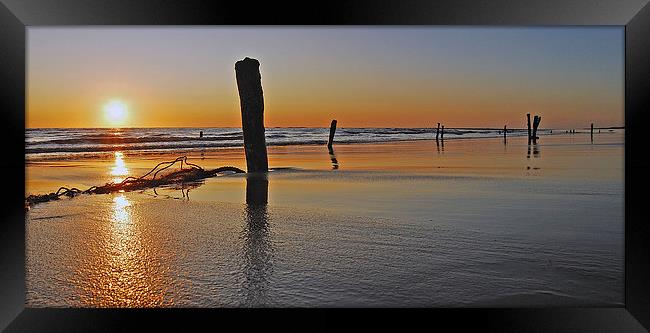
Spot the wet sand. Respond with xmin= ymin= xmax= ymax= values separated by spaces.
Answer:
xmin=25 ymin=132 xmax=624 ymax=307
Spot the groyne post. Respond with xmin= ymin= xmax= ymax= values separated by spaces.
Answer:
xmin=235 ymin=57 xmax=268 ymax=173
xmin=441 ymin=125 xmax=445 ymax=140
xmin=532 ymin=116 xmax=541 ymax=144
xmin=527 ymin=113 xmax=532 ymax=145
xmin=503 ymin=125 xmax=507 ymax=140
xmin=591 ymin=123 xmax=594 ymax=142
xmin=328 ymin=119 xmax=337 ymax=150
xmin=436 ymin=122 xmax=440 ymax=141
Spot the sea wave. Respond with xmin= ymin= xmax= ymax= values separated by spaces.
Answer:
xmin=26 ymin=127 xmax=534 ymax=157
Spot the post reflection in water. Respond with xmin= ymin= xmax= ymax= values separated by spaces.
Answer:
xmin=525 ymin=143 xmax=541 ymax=175
xmin=241 ymin=172 xmax=272 ymax=306
xmin=526 ymin=144 xmax=540 ymax=158
xmin=328 ymin=146 xmax=339 ymax=170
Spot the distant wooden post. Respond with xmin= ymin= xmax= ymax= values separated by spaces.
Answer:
xmin=235 ymin=57 xmax=268 ymax=173
xmin=526 ymin=113 xmax=532 ymax=144
xmin=436 ymin=123 xmax=440 ymax=141
xmin=532 ymin=116 xmax=541 ymax=144
xmin=503 ymin=125 xmax=507 ymax=140
xmin=327 ymin=119 xmax=337 ymax=150
xmin=591 ymin=123 xmax=594 ymax=142
xmin=441 ymin=125 xmax=444 ymax=140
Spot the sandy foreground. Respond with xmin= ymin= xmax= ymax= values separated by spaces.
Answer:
xmin=25 ymin=132 xmax=624 ymax=307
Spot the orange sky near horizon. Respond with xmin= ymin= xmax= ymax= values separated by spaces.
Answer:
xmin=27 ymin=27 xmax=624 ymax=129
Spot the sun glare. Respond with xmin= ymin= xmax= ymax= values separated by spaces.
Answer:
xmin=103 ymin=100 xmax=128 ymax=126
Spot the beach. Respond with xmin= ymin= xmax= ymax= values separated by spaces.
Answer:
xmin=25 ymin=130 xmax=624 ymax=307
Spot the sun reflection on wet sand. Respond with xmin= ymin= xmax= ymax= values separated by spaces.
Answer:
xmin=76 ymin=194 xmax=174 ymax=307
xmin=110 ymin=151 xmax=129 ymax=183
xmin=112 ymin=195 xmax=131 ymax=224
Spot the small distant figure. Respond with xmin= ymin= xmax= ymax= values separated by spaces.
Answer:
xmin=199 ymin=130 xmax=203 ymax=138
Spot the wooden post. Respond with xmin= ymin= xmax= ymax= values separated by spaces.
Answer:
xmin=503 ymin=125 xmax=507 ymax=139
xmin=591 ymin=123 xmax=594 ymax=142
xmin=436 ymin=122 xmax=440 ymax=141
xmin=526 ymin=113 xmax=532 ymax=145
xmin=235 ymin=57 xmax=268 ymax=173
xmin=532 ymin=115 xmax=541 ymax=144
xmin=327 ymin=119 xmax=337 ymax=149
xmin=441 ymin=125 xmax=444 ymax=140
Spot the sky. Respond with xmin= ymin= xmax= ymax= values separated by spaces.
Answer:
xmin=27 ymin=27 xmax=624 ymax=128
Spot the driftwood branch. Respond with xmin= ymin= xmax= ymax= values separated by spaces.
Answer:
xmin=25 ymin=156 xmax=245 ymax=208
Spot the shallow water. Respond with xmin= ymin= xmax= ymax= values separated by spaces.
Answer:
xmin=25 ymin=133 xmax=624 ymax=307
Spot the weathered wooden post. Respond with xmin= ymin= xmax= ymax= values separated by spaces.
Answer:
xmin=532 ymin=116 xmax=541 ymax=144
xmin=436 ymin=122 xmax=440 ymax=141
xmin=526 ymin=113 xmax=532 ymax=145
xmin=591 ymin=123 xmax=594 ymax=142
xmin=503 ymin=125 xmax=507 ymax=139
xmin=441 ymin=125 xmax=445 ymax=140
xmin=327 ymin=119 xmax=337 ymax=150
xmin=235 ymin=57 xmax=268 ymax=173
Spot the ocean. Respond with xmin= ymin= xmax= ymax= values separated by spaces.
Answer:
xmin=26 ymin=127 xmax=542 ymax=160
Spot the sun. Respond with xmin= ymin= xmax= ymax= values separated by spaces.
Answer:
xmin=103 ymin=100 xmax=128 ymax=126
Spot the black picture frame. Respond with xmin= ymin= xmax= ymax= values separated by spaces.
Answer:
xmin=1 ymin=0 xmax=649 ymax=331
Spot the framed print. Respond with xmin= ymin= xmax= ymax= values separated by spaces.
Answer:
xmin=1 ymin=0 xmax=649 ymax=331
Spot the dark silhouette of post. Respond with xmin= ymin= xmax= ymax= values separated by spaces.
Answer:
xmin=591 ymin=123 xmax=594 ymax=142
xmin=441 ymin=125 xmax=445 ymax=140
xmin=436 ymin=123 xmax=440 ymax=141
xmin=532 ymin=116 xmax=541 ymax=144
xmin=246 ymin=172 xmax=268 ymax=206
xmin=236 ymin=57 xmax=268 ymax=173
xmin=327 ymin=119 xmax=337 ymax=150
xmin=527 ymin=113 xmax=532 ymax=145
xmin=503 ymin=125 xmax=507 ymax=139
